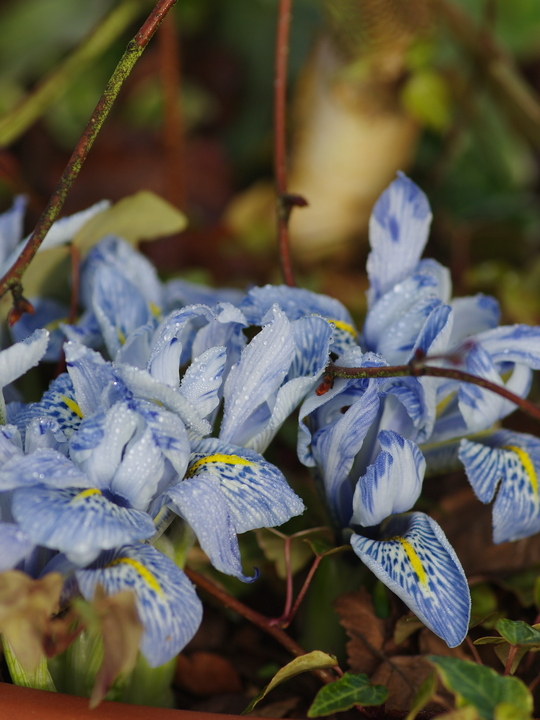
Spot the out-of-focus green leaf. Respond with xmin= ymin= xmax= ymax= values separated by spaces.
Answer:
xmin=243 ymin=651 xmax=338 ymax=714
xmin=255 ymin=529 xmax=313 ymax=579
xmin=307 ymin=672 xmax=388 ymax=717
xmin=401 ymin=69 xmax=452 ymax=131
xmin=498 ymin=569 xmax=540 ymax=608
xmin=428 ymin=656 xmax=533 ymax=720
xmin=3 ymin=636 xmax=56 ymax=691
xmin=470 ymin=583 xmax=499 ymax=626
xmin=405 ymin=671 xmax=438 ymax=720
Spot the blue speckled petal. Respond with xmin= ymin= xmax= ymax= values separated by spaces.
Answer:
xmin=188 ymin=437 xmax=304 ymax=533
xmin=0 ymin=522 xmax=34 ymax=571
xmin=475 ymin=324 xmax=540 ymax=368
xmin=220 ymin=306 xmax=295 ymax=447
xmin=165 ymin=474 xmax=255 ymax=581
xmin=449 ymin=295 xmax=500 ymax=346
xmin=0 ymin=329 xmax=49 ymax=389
xmin=351 ymin=512 xmax=470 ymax=647
xmin=65 ymin=342 xmax=119 ymax=417
xmin=180 ymin=345 xmax=227 ymax=421
xmin=10 ymin=298 xmax=68 ymax=362
xmin=0 ymin=448 xmax=90 ymax=491
xmin=351 ymin=431 xmax=425 ymax=527
xmin=459 ymin=430 xmax=540 ymax=543
xmin=367 ymin=174 xmax=432 ymax=306
xmin=76 ymin=543 xmax=203 ymax=667
xmin=12 ymin=486 xmax=155 ymax=565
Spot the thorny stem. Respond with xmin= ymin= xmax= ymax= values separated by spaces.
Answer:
xmin=184 ymin=566 xmax=339 ymax=686
xmin=274 ymin=0 xmax=304 ymax=288
xmin=320 ymin=359 xmax=540 ymax=425
xmin=0 ymin=0 xmax=179 ymax=314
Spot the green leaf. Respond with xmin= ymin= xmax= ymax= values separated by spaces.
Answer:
xmin=493 ymin=645 xmax=530 ymax=676
xmin=401 ymin=70 xmax=451 ymax=132
xmin=2 ymin=636 xmax=56 ymax=691
xmin=495 ymin=701 xmax=533 ymax=720
xmin=428 ymin=656 xmax=533 ymax=720
xmin=405 ymin=671 xmax=437 ymax=720
xmin=494 ymin=619 xmax=540 ymax=647
xmin=243 ymin=650 xmax=338 ymax=714
xmin=307 ymin=672 xmax=388 ymax=717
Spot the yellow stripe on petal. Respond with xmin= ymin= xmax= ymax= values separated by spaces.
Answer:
xmin=396 ymin=537 xmax=428 ymax=586
xmin=107 ymin=558 xmax=162 ymax=595
xmin=60 ymin=395 xmax=84 ymax=418
xmin=149 ymin=302 xmax=162 ymax=318
xmin=327 ymin=318 xmax=358 ymax=339
xmin=186 ymin=454 xmax=254 ymax=477
xmin=71 ymin=488 xmax=102 ymax=502
xmin=504 ymin=445 xmax=539 ymax=500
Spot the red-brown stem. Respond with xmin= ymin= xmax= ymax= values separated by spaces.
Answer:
xmin=327 ymin=361 xmax=540 ymax=425
xmin=465 ymin=636 xmax=483 ymax=665
xmin=158 ymin=10 xmax=185 ymax=209
xmin=504 ymin=645 xmax=518 ymax=675
xmin=184 ymin=566 xmax=338 ymax=685
xmin=0 ymin=0 xmax=178 ymax=308
xmin=281 ymin=554 xmax=323 ymax=629
xmin=274 ymin=0 xmax=296 ymax=287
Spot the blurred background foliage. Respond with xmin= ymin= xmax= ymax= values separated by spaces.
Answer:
xmin=0 ymin=0 xmax=540 ymax=324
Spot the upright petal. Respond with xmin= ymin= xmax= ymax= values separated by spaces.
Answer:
xmin=180 ymin=346 xmax=227 ymax=421
xmin=220 ymin=306 xmax=295 ymax=447
xmin=351 ymin=513 xmax=470 ymax=647
xmin=0 ymin=329 xmax=49 ymax=389
xmin=351 ymin=431 xmax=425 ymax=527
xmin=449 ymin=294 xmax=500 ymax=346
xmin=367 ymin=173 xmax=432 ymax=305
xmin=76 ymin=544 xmax=203 ymax=667
xmin=65 ymin=342 xmax=118 ymax=417
xmin=0 ymin=195 xmax=25 ymax=268
xmin=0 ymin=523 xmax=34 ymax=571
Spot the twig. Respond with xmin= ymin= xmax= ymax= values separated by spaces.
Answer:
xmin=184 ymin=566 xmax=339 ymax=686
xmin=0 ymin=0 xmax=179 ymax=314
xmin=274 ymin=0 xmax=304 ymax=287
xmin=321 ymin=359 xmax=540 ymax=425
xmin=158 ymin=9 xmax=185 ymax=209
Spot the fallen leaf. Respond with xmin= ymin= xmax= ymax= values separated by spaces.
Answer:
xmin=370 ymin=655 xmax=434 ymax=711
xmin=333 ymin=589 xmax=385 ymax=674
xmin=175 ymin=651 xmax=243 ymax=696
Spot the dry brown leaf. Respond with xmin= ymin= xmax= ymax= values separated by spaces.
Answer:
xmin=370 ymin=655 xmax=434 ymax=711
xmin=333 ymin=589 xmax=385 ymax=674
xmin=0 ymin=571 xmax=63 ymax=673
xmin=175 ymin=651 xmax=243 ymax=696
xmin=418 ymin=629 xmax=470 ymax=659
xmin=89 ymin=587 xmax=142 ymax=708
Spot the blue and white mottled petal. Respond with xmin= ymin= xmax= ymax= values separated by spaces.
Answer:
xmin=116 ymin=322 xmax=155 ymax=369
xmin=76 ymin=543 xmax=203 ymax=667
xmin=352 ymin=431 xmax=425 ymax=527
xmin=25 ymin=417 xmax=70 ymax=455
xmin=92 ymin=266 xmax=152 ymax=358
xmin=458 ymin=345 xmax=530 ymax=432
xmin=0 ymin=195 xmax=25 ymax=268
xmin=180 ymin=346 xmax=227 ymax=421
xmin=70 ymin=403 xmax=140 ymax=490
xmin=12 ymin=486 xmax=155 ymax=566
xmin=449 ymin=295 xmax=500 ymax=346
xmin=61 ymin=310 xmax=103 ymax=350
xmin=115 ymin=363 xmax=210 ymax=438
xmin=475 ymin=324 xmax=540 ymax=368
xmin=220 ymin=306 xmax=295 ymax=447
xmin=363 ymin=268 xmax=445 ymax=355
xmin=188 ymin=437 xmax=304 ymax=533
xmin=65 ymin=342 xmax=119 ymax=417
xmin=131 ymin=399 xmax=190 ymax=477
xmin=0 ymin=449 xmax=90 ymax=491
xmin=312 ymin=381 xmax=382 ymax=525
xmin=0 ymin=523 xmax=34 ymax=571
xmin=239 ymin=285 xmax=358 ymax=356
xmin=148 ymin=305 xmax=215 ymax=369
xmin=164 ymin=278 xmax=244 ymax=312
xmin=0 ymin=425 xmax=23 ymax=464
xmin=11 ymin=298 xmax=68 ymax=362
xmin=0 ymin=329 xmax=49 ymax=390
xmin=459 ymin=431 xmax=540 ymax=543
xmin=147 ymin=337 xmax=182 ymax=388
xmin=165 ymin=474 xmax=254 ymax=581
xmin=351 ymin=512 xmax=470 ymax=647
xmin=367 ymin=174 xmax=432 ymax=306
xmin=191 ymin=303 xmax=247 ymax=375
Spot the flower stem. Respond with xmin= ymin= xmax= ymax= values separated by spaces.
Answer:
xmin=184 ymin=566 xmax=338 ymax=685
xmin=0 ymin=0 xmax=179 ymax=312
xmin=322 ymin=359 xmax=540 ymax=425
xmin=274 ymin=0 xmax=304 ymax=287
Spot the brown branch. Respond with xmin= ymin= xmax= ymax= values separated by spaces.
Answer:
xmin=0 ymin=0 xmax=179 ymax=314
xmin=184 ymin=566 xmax=339 ymax=686
xmin=274 ymin=0 xmax=304 ymax=287
xmin=322 ymin=360 xmax=540 ymax=425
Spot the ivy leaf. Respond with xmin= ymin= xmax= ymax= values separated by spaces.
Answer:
xmin=242 ymin=650 xmax=338 ymax=714
xmin=428 ymin=656 xmax=533 ymax=720
xmin=494 ymin=619 xmax=540 ymax=647
xmin=307 ymin=672 xmax=388 ymax=717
